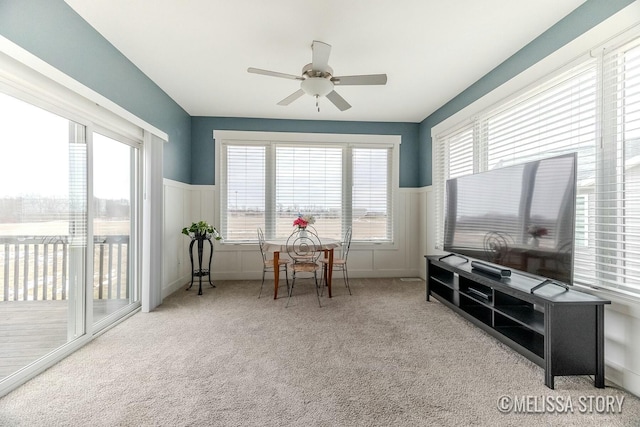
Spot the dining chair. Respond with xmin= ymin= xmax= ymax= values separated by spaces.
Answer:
xmin=257 ymin=228 xmax=290 ymax=299
xmin=289 ymin=225 xmax=317 ymax=262
xmin=321 ymin=226 xmax=352 ymax=296
xmin=286 ymin=227 xmax=323 ymax=307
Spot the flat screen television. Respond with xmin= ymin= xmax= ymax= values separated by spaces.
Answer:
xmin=443 ymin=153 xmax=577 ymax=284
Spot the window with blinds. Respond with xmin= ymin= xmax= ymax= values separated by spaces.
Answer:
xmin=434 ymin=33 xmax=640 ymax=297
xmin=275 ymin=146 xmax=343 ymax=239
xmin=220 ymin=139 xmax=394 ymax=243
xmin=433 ymin=125 xmax=475 ymax=248
xmin=352 ymin=148 xmax=391 ymax=241
xmin=223 ymin=145 xmax=266 ymax=242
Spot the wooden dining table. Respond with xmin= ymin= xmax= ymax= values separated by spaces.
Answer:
xmin=262 ymin=238 xmax=341 ymax=299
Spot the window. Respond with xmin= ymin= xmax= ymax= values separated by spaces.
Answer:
xmin=352 ymin=148 xmax=391 ymax=241
xmin=434 ymin=34 xmax=640 ymax=297
xmin=224 ymin=145 xmax=266 ymax=242
xmin=217 ymin=132 xmax=399 ymax=243
xmin=275 ymin=145 xmax=343 ymax=238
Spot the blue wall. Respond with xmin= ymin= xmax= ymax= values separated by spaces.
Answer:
xmin=0 ymin=0 xmax=192 ymax=183
xmin=191 ymin=117 xmax=420 ymax=188
xmin=417 ymin=0 xmax=636 ymax=187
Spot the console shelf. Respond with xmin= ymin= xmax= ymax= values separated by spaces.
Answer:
xmin=425 ymin=255 xmax=610 ymax=389
xmin=497 ymin=305 xmax=544 ymax=334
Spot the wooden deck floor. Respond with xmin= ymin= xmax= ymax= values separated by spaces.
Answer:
xmin=0 ymin=299 xmax=130 ymax=379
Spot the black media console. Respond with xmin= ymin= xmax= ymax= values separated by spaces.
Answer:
xmin=425 ymin=255 xmax=611 ymax=389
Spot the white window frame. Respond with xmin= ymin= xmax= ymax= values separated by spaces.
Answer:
xmin=214 ymin=130 xmax=401 ymax=248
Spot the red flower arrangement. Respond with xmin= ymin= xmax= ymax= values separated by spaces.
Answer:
xmin=293 ymin=214 xmax=315 ymax=229
xmin=527 ymin=225 xmax=548 ymax=238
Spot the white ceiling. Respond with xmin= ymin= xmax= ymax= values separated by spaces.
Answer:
xmin=64 ymin=0 xmax=586 ymax=123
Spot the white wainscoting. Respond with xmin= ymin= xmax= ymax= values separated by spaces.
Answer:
xmin=163 ymin=179 xmax=424 ymax=298
xmin=417 ymin=185 xmax=447 ymax=280
xmin=594 ymin=291 xmax=640 ymax=397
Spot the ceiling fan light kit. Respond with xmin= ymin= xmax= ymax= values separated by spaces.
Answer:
xmin=301 ymin=77 xmax=333 ymax=97
xmin=248 ymin=40 xmax=387 ymax=112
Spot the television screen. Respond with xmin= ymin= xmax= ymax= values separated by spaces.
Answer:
xmin=443 ymin=153 xmax=577 ymax=284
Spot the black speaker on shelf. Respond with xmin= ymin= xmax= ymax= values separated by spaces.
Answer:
xmin=471 ymin=261 xmax=511 ymax=278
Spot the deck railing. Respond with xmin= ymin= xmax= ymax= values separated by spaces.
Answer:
xmin=0 ymin=235 xmax=129 ymax=302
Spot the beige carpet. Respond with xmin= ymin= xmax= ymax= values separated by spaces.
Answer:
xmin=0 ymin=278 xmax=638 ymax=426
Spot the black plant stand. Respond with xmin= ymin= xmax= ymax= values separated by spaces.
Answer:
xmin=186 ymin=234 xmax=215 ymax=295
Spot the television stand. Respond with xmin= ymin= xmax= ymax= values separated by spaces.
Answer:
xmin=425 ymin=255 xmax=610 ymax=389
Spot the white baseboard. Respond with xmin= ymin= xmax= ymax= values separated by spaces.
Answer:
xmin=162 ymin=275 xmax=190 ymax=299
xmin=206 ymin=269 xmax=421 ymax=282
xmin=163 ymin=269 xmax=422 ymax=294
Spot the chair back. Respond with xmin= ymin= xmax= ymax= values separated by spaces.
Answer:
xmin=257 ymin=227 xmax=268 ymax=263
xmin=483 ymin=231 xmax=513 ymax=264
xmin=340 ymin=227 xmax=353 ymax=260
xmin=286 ymin=228 xmax=322 ymax=263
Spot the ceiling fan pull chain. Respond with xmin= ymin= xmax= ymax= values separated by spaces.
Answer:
xmin=316 ymin=95 xmax=320 ymax=112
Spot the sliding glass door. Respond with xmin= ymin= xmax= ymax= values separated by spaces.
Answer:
xmin=0 ymin=91 xmax=141 ymax=382
xmin=0 ymin=92 xmax=87 ymax=380
xmin=92 ymin=132 xmax=140 ymax=329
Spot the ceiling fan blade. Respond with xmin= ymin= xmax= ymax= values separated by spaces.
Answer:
xmin=326 ymin=90 xmax=351 ymax=111
xmin=332 ymin=74 xmax=388 ymax=86
xmin=247 ymin=67 xmax=303 ymax=81
xmin=277 ymin=89 xmax=305 ymax=106
xmin=311 ymin=41 xmax=331 ymax=72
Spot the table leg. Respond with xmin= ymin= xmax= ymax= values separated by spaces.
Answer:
xmin=273 ymin=251 xmax=280 ymax=300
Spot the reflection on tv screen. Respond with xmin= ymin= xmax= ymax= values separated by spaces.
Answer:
xmin=443 ymin=153 xmax=577 ymax=284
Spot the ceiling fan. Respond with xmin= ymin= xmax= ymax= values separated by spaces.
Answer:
xmin=247 ymin=40 xmax=387 ymax=112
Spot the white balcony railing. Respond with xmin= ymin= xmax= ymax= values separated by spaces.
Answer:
xmin=0 ymin=235 xmax=129 ymax=302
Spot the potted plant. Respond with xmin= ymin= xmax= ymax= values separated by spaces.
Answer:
xmin=181 ymin=221 xmax=222 ymax=240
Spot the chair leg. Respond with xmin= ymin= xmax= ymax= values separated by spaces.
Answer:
xmin=286 ymin=270 xmax=321 ymax=308
xmin=343 ymin=265 xmax=352 ymax=295
xmin=320 ymin=263 xmax=330 ymax=297
xmin=286 ymin=272 xmax=295 ymax=308
xmin=258 ymin=268 xmax=266 ymax=298
xmin=284 ymin=266 xmax=290 ymax=293
xmin=314 ymin=271 xmax=322 ymax=307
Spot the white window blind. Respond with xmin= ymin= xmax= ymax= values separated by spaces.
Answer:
xmin=434 ymin=33 xmax=640 ymax=297
xmin=220 ymin=137 xmax=395 ymax=243
xmin=275 ymin=146 xmax=342 ymax=239
xmin=223 ymin=145 xmax=266 ymax=242
xmin=596 ymin=37 xmax=640 ymax=294
xmin=482 ymin=60 xmax=597 ymax=169
xmin=352 ymin=148 xmax=391 ymax=241
xmin=434 ymin=124 xmax=475 ymax=248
